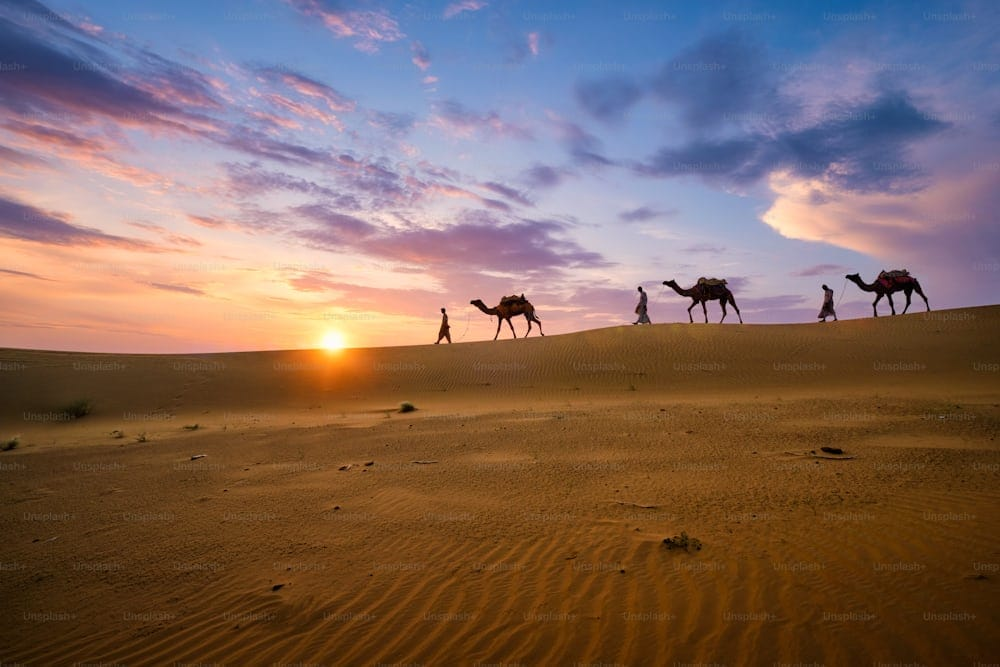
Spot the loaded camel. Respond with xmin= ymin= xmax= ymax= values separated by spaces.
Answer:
xmin=846 ymin=270 xmax=929 ymax=317
xmin=663 ymin=278 xmax=743 ymax=324
xmin=470 ymin=295 xmax=544 ymax=340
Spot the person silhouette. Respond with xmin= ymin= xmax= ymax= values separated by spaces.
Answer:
xmin=435 ymin=307 xmax=452 ymax=343
xmin=818 ymin=284 xmax=837 ymax=322
xmin=633 ymin=286 xmax=651 ymax=324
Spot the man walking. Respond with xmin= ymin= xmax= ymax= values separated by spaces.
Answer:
xmin=818 ymin=284 xmax=837 ymax=322
xmin=633 ymin=286 xmax=651 ymax=324
xmin=435 ymin=307 xmax=452 ymax=343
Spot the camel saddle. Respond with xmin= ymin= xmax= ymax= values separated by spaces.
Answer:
xmin=697 ymin=277 xmax=727 ymax=287
xmin=500 ymin=294 xmax=527 ymax=305
xmin=878 ymin=269 xmax=911 ymax=287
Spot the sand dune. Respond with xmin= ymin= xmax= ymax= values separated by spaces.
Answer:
xmin=1 ymin=307 xmax=998 ymax=665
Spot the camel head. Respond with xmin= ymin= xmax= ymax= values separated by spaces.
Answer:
xmin=845 ymin=273 xmax=861 ymax=281
xmin=470 ymin=299 xmax=483 ymax=306
xmin=662 ymin=279 xmax=678 ymax=287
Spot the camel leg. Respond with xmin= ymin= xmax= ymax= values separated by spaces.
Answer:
xmin=886 ymin=293 xmax=897 ymax=315
xmin=506 ymin=318 xmax=517 ymax=339
xmin=701 ymin=300 xmax=709 ymax=323
xmin=871 ymin=294 xmax=883 ymax=317
xmin=494 ymin=319 xmax=502 ymax=340
xmin=532 ymin=315 xmax=544 ymax=336
xmin=730 ymin=297 xmax=743 ymax=324
xmin=524 ymin=315 xmax=532 ymax=337
xmin=914 ymin=282 xmax=930 ymax=311
xmin=901 ymin=288 xmax=913 ymax=314
xmin=719 ymin=299 xmax=727 ymax=323
xmin=686 ymin=301 xmax=696 ymax=323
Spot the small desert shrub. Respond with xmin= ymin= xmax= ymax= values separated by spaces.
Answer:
xmin=111 ymin=430 xmax=125 ymax=439
xmin=134 ymin=432 xmax=147 ymax=443
xmin=62 ymin=399 xmax=92 ymax=419
xmin=398 ymin=401 xmax=416 ymax=413
xmin=183 ymin=424 xmax=199 ymax=431
xmin=2 ymin=436 xmax=18 ymax=452
xmin=662 ymin=531 xmax=702 ymax=552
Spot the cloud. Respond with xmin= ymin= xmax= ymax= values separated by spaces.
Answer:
xmin=293 ymin=204 xmax=379 ymax=246
xmin=146 ymin=281 xmax=205 ymax=296
xmin=547 ymin=113 xmax=614 ymax=167
xmin=521 ymin=164 xmax=564 ymax=189
xmin=575 ymin=76 xmax=642 ymax=124
xmin=619 ymin=206 xmax=675 ymax=223
xmin=411 ymin=41 xmax=431 ymax=71
xmin=428 ymin=100 xmax=533 ymax=141
xmin=682 ymin=243 xmax=726 ymax=254
xmin=366 ymin=110 xmax=415 ymax=137
xmin=284 ymin=0 xmax=403 ymax=53
xmin=0 ymin=267 xmax=51 ymax=280
xmin=224 ymin=162 xmax=342 ymax=200
xmin=127 ymin=221 xmax=202 ymax=247
xmin=254 ymin=66 xmax=355 ymax=112
xmin=636 ymin=91 xmax=947 ymax=193
xmin=649 ymin=27 xmax=783 ymax=130
xmin=480 ymin=182 xmax=533 ymax=207
xmin=0 ymin=193 xmax=157 ymax=250
xmin=527 ymin=32 xmax=540 ymax=57
xmin=186 ymin=214 xmax=237 ymax=230
xmin=792 ymin=263 xmax=852 ymax=278
xmin=363 ymin=214 xmax=608 ymax=273
xmin=0 ymin=143 xmax=48 ymax=169
xmin=443 ymin=0 xmax=487 ymax=19
xmin=0 ymin=11 xmax=208 ymax=133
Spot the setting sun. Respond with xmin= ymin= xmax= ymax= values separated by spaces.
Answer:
xmin=320 ymin=330 xmax=346 ymax=352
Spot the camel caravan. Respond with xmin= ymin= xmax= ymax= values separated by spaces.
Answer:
xmin=468 ymin=270 xmax=929 ymax=340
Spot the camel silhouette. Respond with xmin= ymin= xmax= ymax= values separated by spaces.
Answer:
xmin=846 ymin=270 xmax=929 ymax=317
xmin=663 ymin=278 xmax=743 ymax=324
xmin=470 ymin=296 xmax=544 ymax=340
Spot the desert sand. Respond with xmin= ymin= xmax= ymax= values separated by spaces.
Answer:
xmin=1 ymin=307 xmax=998 ymax=666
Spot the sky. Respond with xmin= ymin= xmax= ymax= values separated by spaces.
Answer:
xmin=0 ymin=0 xmax=997 ymax=352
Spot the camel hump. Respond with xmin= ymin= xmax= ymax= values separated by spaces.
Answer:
xmin=500 ymin=294 xmax=528 ymax=305
xmin=697 ymin=277 xmax=727 ymax=286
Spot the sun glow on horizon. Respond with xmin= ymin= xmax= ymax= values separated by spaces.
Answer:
xmin=320 ymin=330 xmax=347 ymax=352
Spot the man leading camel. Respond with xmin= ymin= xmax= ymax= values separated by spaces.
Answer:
xmin=435 ymin=307 xmax=451 ymax=344
xmin=633 ymin=286 xmax=651 ymax=325
xmin=817 ymin=284 xmax=837 ymax=323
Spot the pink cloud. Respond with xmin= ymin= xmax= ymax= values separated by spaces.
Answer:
xmin=427 ymin=100 xmax=533 ymax=141
xmin=285 ymin=0 xmax=403 ymax=52
xmin=527 ymin=32 xmax=540 ymax=57
xmin=443 ymin=0 xmax=487 ymax=19
xmin=411 ymin=41 xmax=431 ymax=71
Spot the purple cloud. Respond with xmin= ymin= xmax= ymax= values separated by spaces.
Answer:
xmin=0 ymin=193 xmax=157 ymax=250
xmin=619 ymin=206 xmax=676 ymax=223
xmin=521 ymin=164 xmax=564 ymax=189
xmin=575 ymin=76 xmax=642 ymax=124
xmin=792 ymin=263 xmax=851 ymax=277
xmin=224 ymin=162 xmax=342 ymax=200
xmin=146 ymin=282 xmax=205 ymax=296
xmin=0 ymin=267 xmax=51 ymax=280
xmin=481 ymin=182 xmax=533 ymax=207
xmin=636 ymin=91 xmax=946 ymax=193
xmin=293 ymin=204 xmax=379 ymax=246
xmin=650 ymin=28 xmax=784 ymax=130
xmin=364 ymin=214 xmax=608 ymax=273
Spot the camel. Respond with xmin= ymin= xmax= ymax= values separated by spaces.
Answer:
xmin=470 ymin=295 xmax=544 ymax=340
xmin=662 ymin=278 xmax=743 ymax=324
xmin=846 ymin=270 xmax=929 ymax=317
